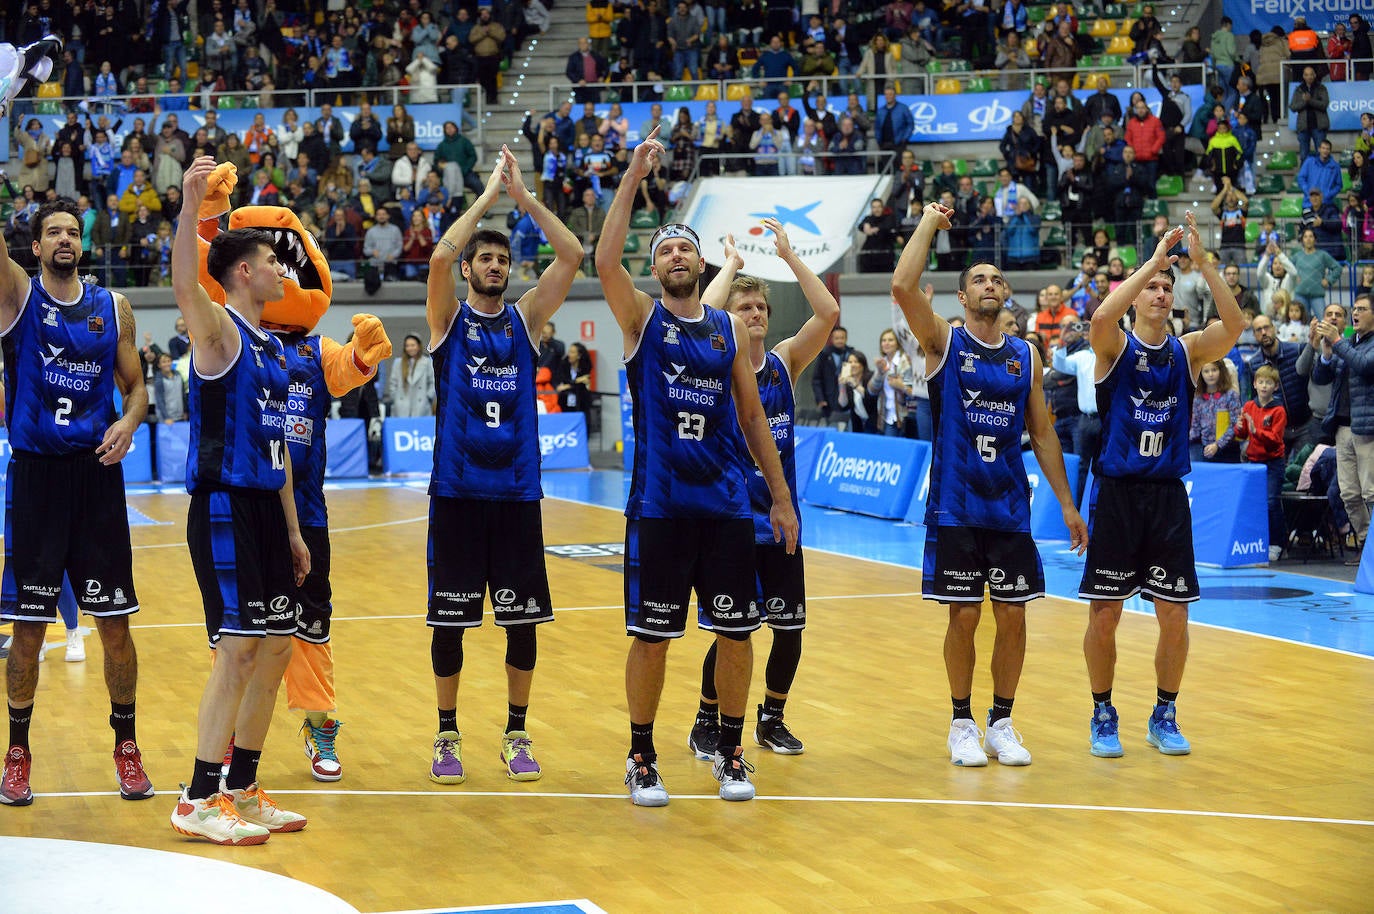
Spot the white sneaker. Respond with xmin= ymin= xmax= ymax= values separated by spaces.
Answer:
xmin=1268 ymin=545 xmax=1282 ymax=562
xmin=983 ymin=717 xmax=1032 ymax=766
xmin=224 ymin=782 xmax=307 ymax=832
xmin=624 ymin=754 xmax=669 ymax=807
xmin=711 ymin=747 xmax=757 ymax=801
xmin=947 ymin=719 xmax=988 ymax=767
xmin=169 ymin=787 xmax=269 ymax=846
xmin=64 ymin=628 xmax=85 ymax=662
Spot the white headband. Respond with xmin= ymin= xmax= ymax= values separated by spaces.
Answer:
xmin=649 ymin=223 xmax=701 ymax=260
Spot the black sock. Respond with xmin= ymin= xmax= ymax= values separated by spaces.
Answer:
xmin=506 ymin=703 xmax=528 ymax=734
xmin=109 ymin=702 xmax=136 ymax=746
xmin=989 ymin=694 xmax=1014 ymax=724
xmin=225 ymin=745 xmax=262 ymax=791
xmin=1092 ymin=689 xmax=1113 ymax=706
xmin=697 ymin=698 xmax=718 ymax=720
xmin=761 ymin=694 xmax=786 ymax=719
xmin=438 ymin=708 xmax=458 ymax=734
xmin=629 ymin=722 xmax=655 ymax=759
xmin=951 ymin=696 xmax=974 ymax=721
xmin=1156 ymin=688 xmax=1178 ymax=707
xmin=8 ymin=703 xmax=32 ymax=750
xmin=188 ymin=757 xmax=223 ymax=800
xmin=719 ymin=714 xmax=744 ymax=754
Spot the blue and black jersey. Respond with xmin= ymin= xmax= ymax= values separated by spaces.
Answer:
xmin=275 ymin=332 xmax=330 ymax=527
xmin=744 ymin=350 xmax=799 ymax=544
xmin=1095 ymin=331 xmax=1194 ymax=481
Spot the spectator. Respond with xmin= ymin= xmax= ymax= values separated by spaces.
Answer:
xmin=1103 ymin=146 xmax=1149 ymax=246
xmin=1204 ymin=119 xmax=1243 ymax=193
xmin=324 ymin=207 xmax=361 ymax=279
xmin=1082 ymin=76 xmax=1121 ymax=129
xmin=470 ymin=5 xmax=507 ymax=105
xmin=1347 ymin=192 xmax=1373 ymax=262
xmin=1189 ymin=358 xmax=1242 ymax=463
xmin=1124 ymin=98 xmax=1164 ymax=192
xmin=995 ymin=31 xmax=1030 ymax=90
xmin=1000 ymin=112 xmax=1040 ymax=191
xmin=1210 ymin=17 xmax=1239 ymax=90
xmin=362 ymin=206 xmax=403 ymax=281
xmin=639 ymin=103 xmax=672 ymax=142
xmin=1276 ymin=298 xmax=1310 ymax=344
xmin=666 ymin=1 xmax=704 ymax=79
xmin=568 ymin=187 xmax=606 ymax=259
xmin=1291 ymin=228 xmax=1343 ymax=312
xmin=867 ymin=329 xmax=910 ymax=437
xmin=748 ymin=112 xmax=791 ymax=177
xmin=801 ymin=36 xmax=840 ymax=92
xmin=566 ymin=36 xmax=608 ymax=104
xmin=1058 ymin=152 xmax=1094 ymax=248
xmin=754 ymin=34 xmax=796 ymax=98
xmin=836 ymin=350 xmax=878 ymax=432
xmin=872 ymin=86 xmax=913 ymax=163
xmin=1171 ymin=249 xmax=1212 ymax=328
xmin=1034 ymin=284 xmax=1077 ymax=339
xmin=1210 ymin=182 xmax=1249 ymax=267
xmin=1298 ymin=140 xmax=1342 ymax=206
xmin=1256 ymin=240 xmax=1297 ymax=316
xmin=1304 ymin=189 xmax=1344 ymax=261
xmin=696 ymin=101 xmax=727 ymax=176
xmin=1223 ymin=263 xmax=1261 ymax=314
xmin=773 ymin=92 xmax=801 ymax=144
xmin=1352 ymin=14 xmax=1373 ymax=82
xmin=857 ymin=198 xmax=896 ymax=273
xmin=386 ymin=105 xmax=416 ymax=163
xmin=406 ymin=51 xmax=440 ymax=105
xmin=1003 ymin=197 xmax=1041 ymax=269
xmin=706 ymin=33 xmax=738 ymax=81
xmin=1289 ymin=67 xmax=1330 ymax=162
xmin=119 ymin=168 xmax=162 ymax=216
xmin=1256 ymin=29 xmax=1290 ymax=123
xmin=1312 ymin=294 xmax=1374 ymax=561
xmin=599 ymin=101 xmax=630 ymax=151
xmin=828 ymin=115 xmax=867 ymax=175
xmin=554 ymin=342 xmax=595 ymax=414
xmin=384 ymin=335 xmax=437 ymax=417
xmin=856 ymin=34 xmax=899 ymax=105
xmin=587 ymin=0 xmax=615 ymax=59
xmin=813 ymin=326 xmax=853 ymax=422
xmin=167 ymin=316 xmax=191 ymax=360
xmin=1235 ymin=364 xmax=1288 ymax=561
xmin=992 ymin=167 xmax=1039 ymax=219
xmin=1178 ymin=27 xmax=1207 ymax=82
xmin=1039 ymin=19 xmax=1079 ymax=82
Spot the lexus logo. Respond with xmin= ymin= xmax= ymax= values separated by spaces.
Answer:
xmin=988 ymin=568 xmax=1006 ymax=584
xmin=270 ymin=595 xmax=291 ymax=611
xmin=1149 ymin=565 xmax=1167 ymax=582
xmin=494 ymin=589 xmax=517 ymax=605
xmin=713 ymin=594 xmax=734 ymax=611
xmin=765 ymin=597 xmax=786 ymax=612
xmin=85 ymin=579 xmax=101 ymax=597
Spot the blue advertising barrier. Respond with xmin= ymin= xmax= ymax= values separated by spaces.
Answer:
xmin=384 ymin=413 xmax=591 ymax=475
xmin=1289 ymin=80 xmax=1371 ymax=132
xmin=123 ymin=423 xmax=153 ymax=483
xmin=156 ymin=421 xmax=192 ymax=484
xmin=804 ymin=431 xmax=922 ymax=519
xmin=1081 ymin=461 xmax=1269 ymax=568
xmin=1355 ymin=536 xmax=1374 ymax=594
xmin=619 ymin=370 xmax=635 ymax=473
xmin=1226 ymin=0 xmax=1350 ymax=40
xmin=792 ymin=426 xmax=825 ymax=500
xmin=1023 ymin=452 xmax=1079 ymax=542
xmin=324 ymin=418 xmax=369 ymax=479
xmin=538 ymin=412 xmax=591 ymax=470
xmin=901 ymin=440 xmax=936 ymax=525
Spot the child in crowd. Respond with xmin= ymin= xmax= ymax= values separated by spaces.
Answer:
xmin=1236 ymin=364 xmax=1288 ymax=562
xmin=1254 ymin=215 xmax=1283 ymax=260
xmin=1276 ymin=297 xmax=1308 ymax=343
xmin=1189 ymin=359 xmax=1241 ymax=464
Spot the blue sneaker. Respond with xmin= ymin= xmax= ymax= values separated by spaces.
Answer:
xmin=1146 ymin=702 xmax=1191 ymax=756
xmin=1089 ymin=704 xmax=1123 ymax=758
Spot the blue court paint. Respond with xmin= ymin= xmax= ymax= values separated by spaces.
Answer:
xmin=541 ymin=470 xmax=1374 ymax=658
xmin=125 ymin=505 xmax=166 ymax=526
xmin=374 ymin=902 xmax=605 ymax=914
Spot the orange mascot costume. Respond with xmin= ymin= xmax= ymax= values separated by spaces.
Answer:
xmin=197 ymin=163 xmax=392 ymax=781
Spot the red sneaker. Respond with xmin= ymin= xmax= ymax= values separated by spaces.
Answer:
xmin=114 ymin=739 xmax=154 ymax=800
xmin=1 ymin=745 xmax=33 ymax=806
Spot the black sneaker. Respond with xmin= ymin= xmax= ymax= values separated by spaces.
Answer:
xmin=688 ymin=713 xmax=719 ymax=761
xmin=754 ymin=704 xmax=805 ymax=755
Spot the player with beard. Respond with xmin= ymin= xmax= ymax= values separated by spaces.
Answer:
xmin=595 ymin=126 xmax=799 ymax=806
xmin=0 ymin=200 xmax=151 ymax=807
xmin=892 ymin=202 xmax=1087 ymax=769
xmin=687 ymin=220 xmax=838 ymax=760
xmin=1079 ymin=211 xmax=1244 ymax=759
xmin=423 ymin=146 xmax=584 ymax=785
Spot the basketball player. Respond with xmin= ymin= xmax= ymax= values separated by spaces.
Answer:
xmin=596 ymin=125 xmax=799 ymax=806
xmin=891 ymin=202 xmax=1087 ymax=767
xmin=1079 ymin=211 xmax=1245 ymax=758
xmin=688 ymin=220 xmax=837 ymax=760
xmin=423 ymin=146 xmax=582 ymax=785
xmin=0 ymin=200 xmax=151 ymax=807
xmin=168 ymin=156 xmax=311 ymax=845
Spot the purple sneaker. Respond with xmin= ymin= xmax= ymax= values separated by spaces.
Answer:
xmin=429 ymin=731 xmax=465 ymax=784
xmin=501 ymin=731 xmax=542 ymax=781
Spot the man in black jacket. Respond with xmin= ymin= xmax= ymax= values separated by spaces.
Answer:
xmin=566 ymin=37 xmax=608 ymax=104
xmin=729 ymin=94 xmax=761 ymax=174
xmin=812 ymin=326 xmax=852 ymax=423
xmin=1057 ymin=152 xmax=1094 ymax=247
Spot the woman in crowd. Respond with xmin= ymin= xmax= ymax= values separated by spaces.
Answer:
xmin=387 ymin=104 xmax=415 ymax=160
xmin=1289 ymin=227 xmax=1342 ymax=313
xmin=1000 ymin=110 xmax=1041 ymax=190
xmin=867 ymin=329 xmax=910 ymax=437
xmin=384 ymin=334 xmax=436 ymax=418
xmin=401 ymin=209 xmax=435 ymax=280
xmin=1256 ymin=239 xmax=1297 ymax=315
xmin=836 ymin=350 xmax=878 ymax=433
xmin=554 ymin=342 xmax=594 ymax=414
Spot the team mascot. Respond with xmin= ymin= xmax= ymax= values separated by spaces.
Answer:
xmin=196 ymin=163 xmax=392 ymax=781
xmin=0 ymin=35 xmax=65 ymax=120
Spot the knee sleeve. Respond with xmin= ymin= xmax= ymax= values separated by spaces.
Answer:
xmin=764 ymin=629 xmax=803 ymax=696
xmin=700 ymin=640 xmax=719 ymax=701
xmin=430 ymin=627 xmax=465 ymax=678
xmin=504 ymin=623 xmax=537 ymax=672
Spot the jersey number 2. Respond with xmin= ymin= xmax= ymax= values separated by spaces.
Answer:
xmin=54 ymin=397 xmax=73 ymax=426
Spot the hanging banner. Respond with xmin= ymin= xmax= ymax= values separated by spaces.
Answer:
xmin=1224 ymin=0 xmax=1354 ymax=40
xmin=679 ymin=175 xmax=891 ymax=282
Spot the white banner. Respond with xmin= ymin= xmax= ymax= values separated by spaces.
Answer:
xmin=679 ymin=176 xmax=891 ymax=283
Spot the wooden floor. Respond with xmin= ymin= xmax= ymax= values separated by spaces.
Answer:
xmin=5 ymin=485 xmax=1374 ymax=913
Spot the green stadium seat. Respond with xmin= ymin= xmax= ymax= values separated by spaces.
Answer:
xmin=946 ymin=59 xmax=972 ymax=72
xmin=1245 ymin=221 xmax=1260 ymax=243
xmin=1254 ymin=173 xmax=1285 ymax=194
xmin=537 ymin=244 xmax=554 ymax=257
xmin=1283 ymin=222 xmax=1300 ymax=241
xmin=1073 ymin=245 xmax=1092 ymax=264
xmin=789 ymin=84 xmax=806 ymax=98
xmin=925 ymin=60 xmax=946 ymax=74
xmin=1101 ymin=4 xmax=1126 ymax=17
xmin=1337 ymin=149 xmax=1354 ymax=167
xmin=953 ymin=159 xmax=969 ymax=176
xmin=1277 ymin=196 xmax=1303 ymax=219
xmin=919 ymin=159 xmax=936 ymax=176
xmin=217 ymin=95 xmax=238 ymax=108
xmin=1141 ymin=198 xmax=1170 ymax=219
xmin=1115 ymin=245 xmax=1138 ymax=269
xmin=664 ymin=84 xmax=694 ymax=101
xmin=631 ymin=210 xmax=659 ymax=229
xmin=1045 ymin=224 xmax=1068 ymax=246
xmin=1155 ymin=175 xmax=1183 ymax=197
xmin=966 ymin=77 xmax=992 ymax=93
xmin=970 ymin=158 xmax=1000 ymax=177
xmin=640 ymin=259 xmax=655 ymax=276
xmin=623 ymin=234 xmax=641 ymax=253
xmin=1028 ymin=6 xmax=1047 ymax=22
xmin=1343 ymin=171 xmax=1353 ymax=192
xmin=1042 ymin=201 xmax=1062 ymax=222
xmin=977 ymin=180 xmax=997 ymax=198
xmin=1268 ymin=150 xmax=1298 ymax=171
xmin=1249 ymin=198 xmax=1273 ymax=217
xmin=1097 ymin=54 xmax=1125 ymax=67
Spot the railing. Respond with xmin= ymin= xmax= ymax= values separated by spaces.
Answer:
xmin=1278 ymin=58 xmax=1374 ymax=121
xmin=546 ymin=73 xmax=933 ymax=112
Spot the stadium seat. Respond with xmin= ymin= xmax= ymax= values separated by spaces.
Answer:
xmin=1042 ymin=201 xmax=1062 ymax=221
xmin=641 ymin=259 xmax=655 ymax=276
xmin=1073 ymin=245 xmax=1092 ymax=264
xmin=1090 ymin=19 xmax=1117 ymax=38
xmin=1277 ymin=196 xmax=1303 ymax=219
xmin=1117 ymin=19 xmax=1135 ymax=36
xmin=186 ymin=61 xmax=198 ymax=79
xmin=925 ymin=60 xmax=946 ymax=74
xmin=1105 ymin=36 xmax=1133 ymax=55
xmin=1114 ymin=245 xmax=1138 ymax=269
xmin=1097 ymin=54 xmax=1125 ymax=67
xmin=631 ymin=210 xmax=659 ymax=229
xmin=1245 ymin=221 xmax=1261 ymax=244
xmin=1045 ymin=224 xmax=1068 ymax=246
xmin=1249 ymin=197 xmax=1273 ymax=217
xmin=1268 ymin=150 xmax=1298 ymax=171
xmin=1142 ymin=198 xmax=1170 ymax=219
xmin=1028 ymin=6 xmax=1048 ymax=22
xmin=1343 ymin=171 xmax=1353 ymax=192
xmin=966 ymin=77 xmax=992 ymax=92
xmin=1101 ymin=3 xmax=1126 ymax=16
xmin=725 ymin=83 xmax=752 ymax=101
xmin=217 ymin=96 xmax=238 ymax=108
xmin=665 ymin=85 xmax=693 ymax=101
xmin=946 ymin=59 xmax=972 ymax=72
xmin=952 ymin=159 xmax=970 ymax=175
xmin=1254 ymin=173 xmax=1285 ymax=194
xmin=1024 ymin=36 xmax=1040 ymax=57
xmin=623 ymin=234 xmax=641 ymax=253
xmin=1155 ymin=175 xmax=1183 ymax=197
xmin=970 ymin=158 xmax=1000 ymax=177
xmin=977 ymin=180 xmax=997 ymax=198
xmin=1283 ymin=221 xmax=1300 ymax=241
xmin=934 ymin=78 xmax=962 ymax=94
xmin=694 ymin=84 xmax=719 ymax=100
xmin=1073 ymin=72 xmax=1105 ymax=89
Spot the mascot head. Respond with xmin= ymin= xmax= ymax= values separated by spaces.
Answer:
xmin=196 ymin=163 xmax=333 ymax=334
